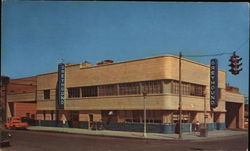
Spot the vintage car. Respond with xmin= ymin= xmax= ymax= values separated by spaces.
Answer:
xmin=0 ymin=128 xmax=12 ymax=147
xmin=4 ymin=116 xmax=29 ymax=129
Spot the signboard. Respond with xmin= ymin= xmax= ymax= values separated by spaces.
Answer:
xmin=58 ymin=63 xmax=65 ymax=109
xmin=210 ymin=59 xmax=218 ymax=108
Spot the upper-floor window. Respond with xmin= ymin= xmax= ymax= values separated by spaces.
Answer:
xmin=68 ymin=87 xmax=80 ymax=98
xmin=119 ymin=82 xmax=140 ymax=95
xmin=98 ymin=84 xmax=118 ymax=96
xmin=44 ymin=90 xmax=50 ymax=100
xmin=172 ymin=81 xmax=205 ymax=97
xmin=141 ymin=80 xmax=163 ymax=94
xmin=82 ymin=86 xmax=97 ymax=97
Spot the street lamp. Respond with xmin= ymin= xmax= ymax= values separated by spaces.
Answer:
xmin=143 ymin=91 xmax=147 ymax=137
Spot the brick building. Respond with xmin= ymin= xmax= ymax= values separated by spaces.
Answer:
xmin=34 ymin=55 xmax=244 ymax=133
xmin=6 ymin=76 xmax=37 ymax=120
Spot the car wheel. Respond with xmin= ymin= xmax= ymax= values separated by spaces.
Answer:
xmin=11 ymin=126 xmax=16 ymax=130
xmin=5 ymin=142 xmax=10 ymax=146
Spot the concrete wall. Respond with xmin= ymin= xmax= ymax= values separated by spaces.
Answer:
xmin=36 ymin=55 xmax=226 ymax=112
xmin=169 ymin=56 xmax=225 ymax=89
xmin=79 ymin=110 xmax=101 ymax=122
xmin=35 ymin=55 xmax=247 ymax=128
xmin=62 ymin=94 xmax=225 ymax=112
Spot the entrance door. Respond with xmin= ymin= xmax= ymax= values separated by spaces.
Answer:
xmin=226 ymin=102 xmax=241 ymax=128
xmin=70 ymin=111 xmax=79 ymax=128
xmin=88 ymin=114 xmax=93 ymax=129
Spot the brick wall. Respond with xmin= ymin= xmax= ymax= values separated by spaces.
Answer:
xmin=15 ymin=103 xmax=36 ymax=118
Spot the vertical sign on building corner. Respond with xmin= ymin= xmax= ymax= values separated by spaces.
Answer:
xmin=210 ymin=59 xmax=218 ymax=108
xmin=58 ymin=63 xmax=65 ymax=109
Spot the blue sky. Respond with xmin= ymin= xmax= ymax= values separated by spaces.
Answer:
xmin=2 ymin=2 xmax=249 ymax=99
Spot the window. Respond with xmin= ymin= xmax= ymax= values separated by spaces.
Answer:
xmin=172 ymin=111 xmax=190 ymax=123
xmin=146 ymin=110 xmax=162 ymax=123
xmin=68 ymin=87 xmax=80 ymax=98
xmin=82 ymin=86 xmax=97 ymax=97
xmin=172 ymin=81 xmax=179 ymax=94
xmin=98 ymin=84 xmax=118 ymax=96
xmin=119 ymin=83 xmax=140 ymax=95
xmin=142 ymin=80 xmax=163 ymax=94
xmin=172 ymin=112 xmax=179 ymax=124
xmin=171 ymin=81 xmax=205 ymax=97
xmin=121 ymin=110 xmax=162 ymax=124
xmin=44 ymin=90 xmax=50 ymax=100
xmin=194 ymin=85 xmax=204 ymax=96
xmin=132 ymin=111 xmax=141 ymax=123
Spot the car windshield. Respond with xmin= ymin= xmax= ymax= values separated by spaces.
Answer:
xmin=21 ymin=117 xmax=28 ymax=122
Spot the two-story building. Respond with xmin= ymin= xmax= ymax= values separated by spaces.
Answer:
xmin=35 ymin=55 xmax=244 ymax=133
xmin=6 ymin=76 xmax=37 ymax=120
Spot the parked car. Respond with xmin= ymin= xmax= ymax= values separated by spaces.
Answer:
xmin=0 ymin=128 xmax=12 ymax=147
xmin=20 ymin=117 xmax=36 ymax=126
xmin=4 ymin=116 xmax=29 ymax=129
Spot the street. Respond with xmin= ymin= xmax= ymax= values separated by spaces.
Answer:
xmin=1 ymin=130 xmax=248 ymax=151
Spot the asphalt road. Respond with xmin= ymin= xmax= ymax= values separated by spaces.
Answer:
xmin=1 ymin=130 xmax=248 ymax=151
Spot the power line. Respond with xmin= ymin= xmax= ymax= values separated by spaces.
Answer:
xmin=182 ymin=39 xmax=249 ymax=58
xmin=235 ymin=39 xmax=249 ymax=52
xmin=183 ymin=52 xmax=232 ymax=58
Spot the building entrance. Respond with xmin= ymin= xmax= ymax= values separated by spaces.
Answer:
xmin=88 ymin=114 xmax=94 ymax=129
xmin=226 ymin=102 xmax=242 ymax=128
xmin=70 ymin=111 xmax=79 ymax=128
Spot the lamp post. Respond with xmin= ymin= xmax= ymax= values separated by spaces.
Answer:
xmin=178 ymin=52 xmax=182 ymax=139
xmin=143 ymin=91 xmax=147 ymax=137
xmin=204 ymin=92 xmax=207 ymax=128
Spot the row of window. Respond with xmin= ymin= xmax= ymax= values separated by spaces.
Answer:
xmin=121 ymin=110 xmax=162 ymax=124
xmin=172 ymin=81 xmax=205 ymax=97
xmin=119 ymin=111 xmax=194 ymax=124
xmin=66 ymin=80 xmax=163 ymax=98
xmin=43 ymin=80 xmax=205 ymax=99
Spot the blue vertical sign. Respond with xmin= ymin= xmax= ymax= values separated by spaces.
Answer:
xmin=58 ymin=63 xmax=65 ymax=109
xmin=210 ymin=59 xmax=218 ymax=108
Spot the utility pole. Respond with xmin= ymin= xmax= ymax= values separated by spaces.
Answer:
xmin=178 ymin=52 xmax=182 ymax=139
xmin=204 ymin=92 xmax=207 ymax=129
xmin=143 ymin=91 xmax=147 ymax=137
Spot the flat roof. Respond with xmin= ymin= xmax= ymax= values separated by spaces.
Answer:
xmin=37 ymin=54 xmax=225 ymax=77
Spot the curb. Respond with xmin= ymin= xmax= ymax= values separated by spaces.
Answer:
xmin=25 ymin=128 xmax=189 ymax=142
xmin=25 ymin=127 xmax=248 ymax=142
xmin=191 ymin=133 xmax=248 ymax=142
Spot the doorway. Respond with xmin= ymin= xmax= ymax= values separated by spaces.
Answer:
xmin=226 ymin=102 xmax=241 ymax=128
xmin=88 ymin=114 xmax=94 ymax=129
xmin=70 ymin=111 xmax=79 ymax=128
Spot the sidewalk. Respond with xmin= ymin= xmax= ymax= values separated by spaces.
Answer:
xmin=26 ymin=126 xmax=248 ymax=141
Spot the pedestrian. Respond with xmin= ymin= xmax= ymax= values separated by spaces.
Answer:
xmin=62 ymin=119 xmax=66 ymax=127
xmin=195 ymin=121 xmax=200 ymax=132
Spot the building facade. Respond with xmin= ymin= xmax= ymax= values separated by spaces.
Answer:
xmin=6 ymin=77 xmax=37 ymax=120
xmin=35 ymin=55 xmax=244 ymax=133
